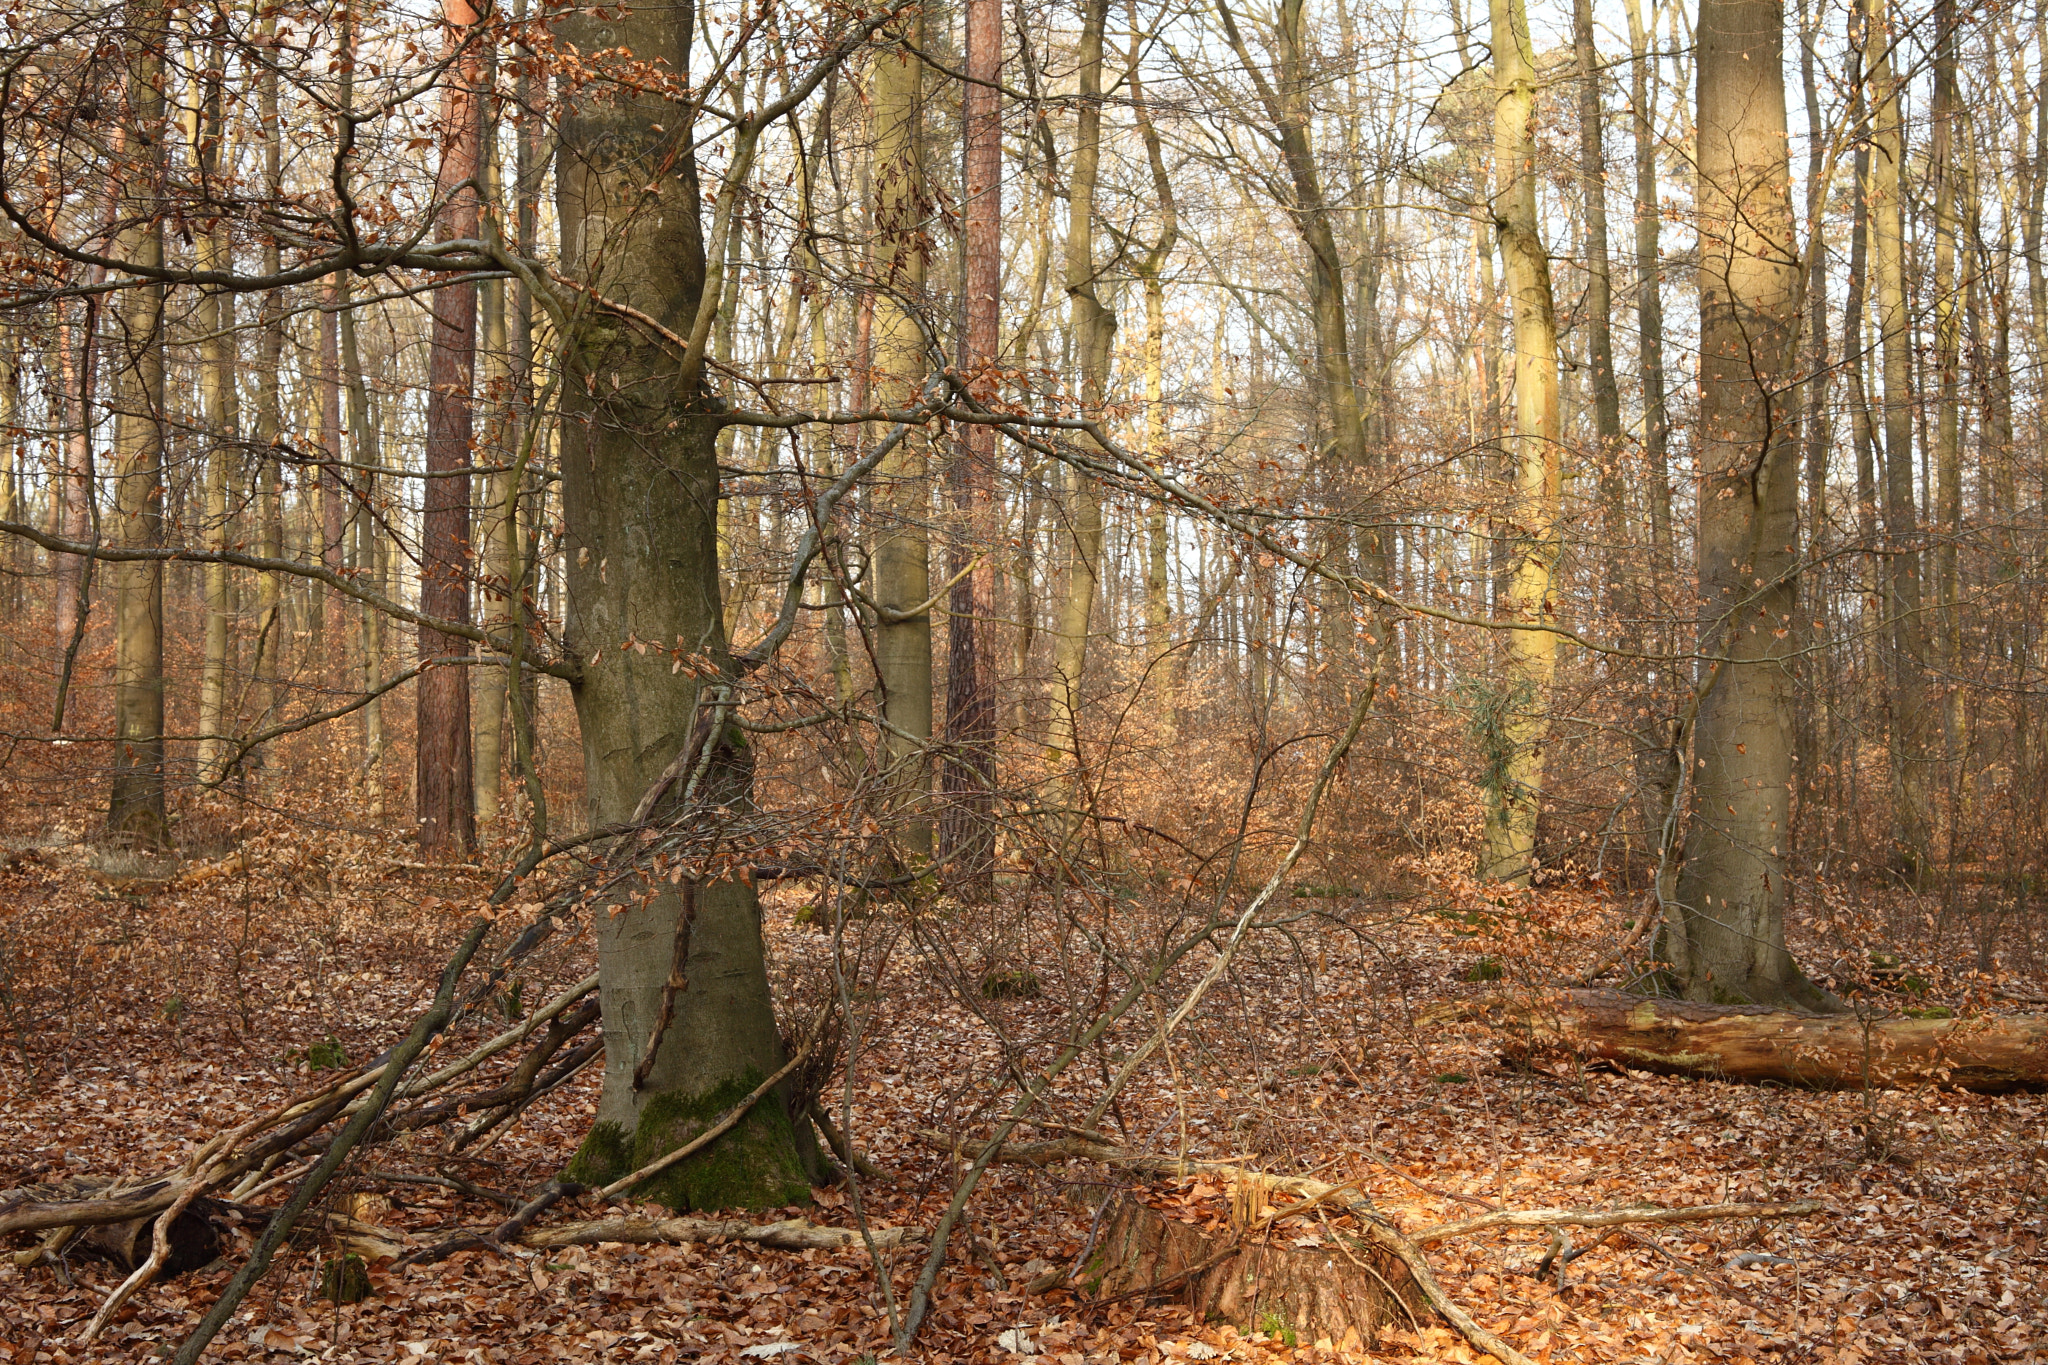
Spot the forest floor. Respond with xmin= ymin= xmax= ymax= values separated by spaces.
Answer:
xmin=0 ymin=829 xmax=2043 ymax=1365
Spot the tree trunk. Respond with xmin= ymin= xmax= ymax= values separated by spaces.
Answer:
xmin=1621 ymin=0 xmax=1671 ymax=576
xmin=340 ymin=276 xmax=386 ymax=802
xmin=1865 ymin=0 xmax=1930 ymax=881
xmin=554 ymin=0 xmax=813 ymax=1211
xmin=1437 ymin=989 xmax=2048 ymax=1093
xmin=250 ymin=22 xmax=285 ymax=760
xmin=1479 ymin=0 xmax=1561 ymax=889
xmin=1573 ymin=0 xmax=1624 ymax=588
xmin=107 ymin=4 xmax=169 ymax=849
xmin=416 ymin=0 xmax=482 ymax=855
xmin=940 ymin=0 xmax=1001 ymax=894
xmin=1669 ymin=0 xmax=1829 ymax=1009
xmin=1044 ymin=0 xmax=1115 ymax=843
xmin=475 ymin=75 xmax=514 ymax=830
xmin=869 ymin=13 xmax=935 ymax=859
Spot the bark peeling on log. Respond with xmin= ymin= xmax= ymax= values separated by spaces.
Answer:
xmin=1077 ymin=1188 xmax=1425 ymax=1347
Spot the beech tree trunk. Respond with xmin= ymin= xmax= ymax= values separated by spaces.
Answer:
xmin=1669 ymin=0 xmax=1830 ymax=1009
xmin=554 ymin=0 xmax=813 ymax=1210
xmin=1441 ymin=989 xmax=2048 ymax=1093
xmin=107 ymin=3 xmax=169 ymax=849
xmin=416 ymin=0 xmax=482 ymax=855
xmin=1479 ymin=0 xmax=1561 ymax=888
xmin=868 ymin=11 xmax=935 ymax=858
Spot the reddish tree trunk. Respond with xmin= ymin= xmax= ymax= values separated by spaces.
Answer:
xmin=939 ymin=0 xmax=1001 ymax=892
xmin=416 ymin=0 xmax=481 ymax=854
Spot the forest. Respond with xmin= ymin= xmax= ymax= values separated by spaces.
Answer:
xmin=0 ymin=0 xmax=2043 ymax=1358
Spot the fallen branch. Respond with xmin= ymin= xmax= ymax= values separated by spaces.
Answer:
xmin=1410 ymin=1198 xmax=1825 ymax=1247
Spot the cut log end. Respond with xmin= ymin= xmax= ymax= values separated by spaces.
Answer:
xmin=1078 ymin=1189 xmax=1425 ymax=1347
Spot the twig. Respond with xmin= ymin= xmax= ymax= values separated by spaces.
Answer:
xmin=1409 ymin=1198 xmax=1825 ymax=1246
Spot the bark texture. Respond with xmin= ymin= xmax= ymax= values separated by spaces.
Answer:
xmin=416 ymin=0 xmax=483 ymax=855
xmin=553 ymin=0 xmax=811 ymax=1211
xmin=1670 ymin=0 xmax=1829 ymax=1009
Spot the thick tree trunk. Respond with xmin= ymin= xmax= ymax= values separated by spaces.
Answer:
xmin=416 ymin=0 xmax=482 ymax=855
xmin=553 ymin=0 xmax=813 ymax=1211
xmin=107 ymin=9 xmax=169 ymax=849
xmin=1439 ymin=989 xmax=2048 ymax=1093
xmin=1670 ymin=0 xmax=1829 ymax=1009
xmin=1478 ymin=0 xmax=1561 ymax=888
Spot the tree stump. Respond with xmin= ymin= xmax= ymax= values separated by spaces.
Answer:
xmin=1075 ymin=1184 xmax=1426 ymax=1349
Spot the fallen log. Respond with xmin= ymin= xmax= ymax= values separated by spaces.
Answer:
xmin=1428 ymin=989 xmax=2048 ymax=1093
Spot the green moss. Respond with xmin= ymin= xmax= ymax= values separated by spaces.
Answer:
xmin=621 ymin=1070 xmax=812 ymax=1212
xmin=567 ymin=1119 xmax=633 ymax=1187
xmin=1462 ymin=957 xmax=1504 ymax=983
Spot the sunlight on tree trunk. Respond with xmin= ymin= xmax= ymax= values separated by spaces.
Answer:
xmin=1477 ymin=0 xmax=1560 ymax=889
xmin=1667 ymin=0 xmax=1832 ymax=1010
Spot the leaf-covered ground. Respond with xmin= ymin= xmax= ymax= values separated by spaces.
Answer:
xmin=1 ymin=836 xmax=2043 ymax=1365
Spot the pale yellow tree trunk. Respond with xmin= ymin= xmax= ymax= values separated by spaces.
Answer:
xmin=1477 ymin=0 xmax=1562 ymax=887
xmin=869 ymin=31 xmax=934 ymax=856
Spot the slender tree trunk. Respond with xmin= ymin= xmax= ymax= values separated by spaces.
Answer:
xmin=1929 ymin=0 xmax=1962 ymax=755
xmin=1131 ymin=30 xmax=1179 ymax=669
xmin=1478 ymin=0 xmax=1562 ymax=888
xmin=107 ymin=1 xmax=169 ymax=848
xmin=1573 ymin=0 xmax=1624 ymax=591
xmin=1044 ymin=0 xmax=1115 ymax=841
xmin=250 ymin=22 xmax=284 ymax=757
xmin=869 ymin=16 xmax=935 ymax=858
xmin=1865 ymin=0 xmax=1930 ymax=881
xmin=475 ymin=73 xmax=514 ymax=829
xmin=1668 ymin=0 xmax=1831 ymax=1009
xmin=554 ymin=0 xmax=813 ymax=1208
xmin=340 ymin=277 xmax=386 ymax=804
xmin=53 ymin=302 xmax=95 ymax=659
xmin=1622 ymin=0 xmax=1671 ymax=575
xmin=417 ymin=0 xmax=482 ymax=854
xmin=319 ymin=279 xmax=346 ymax=689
